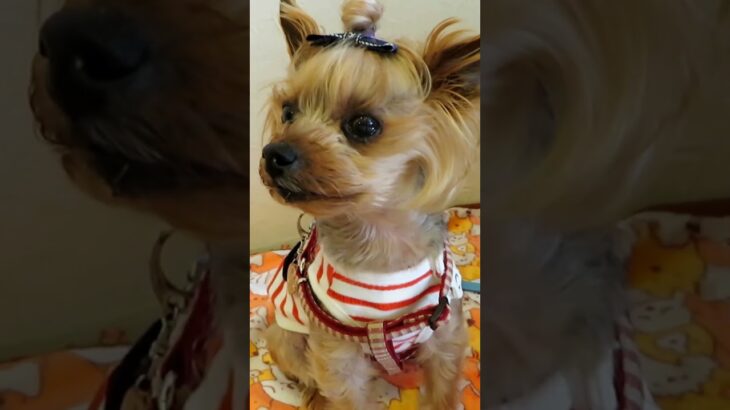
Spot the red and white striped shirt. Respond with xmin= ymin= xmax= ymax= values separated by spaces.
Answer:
xmin=266 ymin=243 xmax=462 ymax=354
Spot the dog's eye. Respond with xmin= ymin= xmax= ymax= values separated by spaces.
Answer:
xmin=281 ymin=103 xmax=296 ymax=124
xmin=342 ymin=114 xmax=381 ymax=143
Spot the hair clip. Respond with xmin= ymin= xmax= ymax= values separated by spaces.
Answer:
xmin=306 ymin=32 xmax=398 ymax=54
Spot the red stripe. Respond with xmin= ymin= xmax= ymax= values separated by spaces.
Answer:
xmin=624 ymin=350 xmax=640 ymax=363
xmin=292 ymin=300 xmax=303 ymax=324
xmin=327 ymin=285 xmax=441 ymax=311
xmin=279 ymin=294 xmax=289 ymax=318
xmin=624 ymin=373 xmax=643 ymax=389
xmin=327 ymin=264 xmax=336 ymax=284
xmin=267 ymin=265 xmax=282 ymax=295
xmin=332 ymin=270 xmax=433 ymax=291
xmin=299 ymin=283 xmax=430 ymax=338
xmin=316 ymin=263 xmax=324 ymax=282
xmin=270 ymin=280 xmax=285 ymax=313
xmin=392 ymin=334 xmax=418 ymax=349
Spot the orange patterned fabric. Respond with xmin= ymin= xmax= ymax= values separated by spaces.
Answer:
xmin=249 ymin=208 xmax=481 ymax=409
xmin=0 ymin=347 xmax=127 ymax=410
xmin=625 ymin=213 xmax=730 ymax=410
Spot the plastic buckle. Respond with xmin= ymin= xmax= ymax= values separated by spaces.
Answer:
xmin=428 ymin=296 xmax=449 ymax=330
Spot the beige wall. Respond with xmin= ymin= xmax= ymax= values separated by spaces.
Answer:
xmin=250 ymin=0 xmax=480 ymax=252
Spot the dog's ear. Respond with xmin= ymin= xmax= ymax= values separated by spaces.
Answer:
xmin=423 ymin=19 xmax=480 ymax=105
xmin=280 ymin=0 xmax=320 ymax=59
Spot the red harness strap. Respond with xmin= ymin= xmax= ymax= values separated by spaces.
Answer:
xmin=290 ymin=227 xmax=455 ymax=374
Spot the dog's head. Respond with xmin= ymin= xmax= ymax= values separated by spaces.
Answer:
xmin=30 ymin=0 xmax=249 ymax=239
xmin=259 ymin=0 xmax=479 ymax=219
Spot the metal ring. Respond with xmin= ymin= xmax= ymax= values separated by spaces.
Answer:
xmin=157 ymin=372 xmax=177 ymax=410
xmin=150 ymin=230 xmax=191 ymax=314
xmin=297 ymin=213 xmax=311 ymax=239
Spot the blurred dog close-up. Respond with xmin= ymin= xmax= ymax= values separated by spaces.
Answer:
xmin=31 ymin=0 xmax=250 ymax=239
xmin=29 ymin=0 xmax=250 ymax=408
xmin=482 ymin=0 xmax=730 ymax=408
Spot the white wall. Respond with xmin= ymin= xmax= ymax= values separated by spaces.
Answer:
xmin=250 ymin=0 xmax=480 ymax=252
xmin=0 ymin=0 xmax=201 ymax=360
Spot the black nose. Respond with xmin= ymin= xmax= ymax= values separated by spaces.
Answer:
xmin=39 ymin=7 xmax=150 ymax=117
xmin=263 ymin=143 xmax=300 ymax=177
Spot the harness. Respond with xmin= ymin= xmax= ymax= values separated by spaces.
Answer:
xmin=280 ymin=224 xmax=461 ymax=375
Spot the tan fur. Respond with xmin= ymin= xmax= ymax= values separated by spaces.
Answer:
xmin=260 ymin=1 xmax=479 ymax=408
xmin=416 ymin=300 xmax=468 ymax=410
xmin=482 ymin=0 xmax=730 ymax=405
xmin=484 ymin=0 xmax=730 ymax=230
xmin=30 ymin=1 xmax=251 ymax=407
xmin=30 ymin=0 xmax=249 ymax=241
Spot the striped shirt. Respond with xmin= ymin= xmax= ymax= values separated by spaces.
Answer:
xmin=266 ymin=244 xmax=461 ymax=354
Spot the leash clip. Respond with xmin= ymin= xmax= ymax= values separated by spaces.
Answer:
xmin=428 ymin=296 xmax=450 ymax=330
xmin=156 ymin=371 xmax=177 ymax=410
xmin=295 ymin=216 xmax=315 ymax=275
xmin=297 ymin=213 xmax=311 ymax=240
xmin=150 ymin=231 xmax=193 ymax=316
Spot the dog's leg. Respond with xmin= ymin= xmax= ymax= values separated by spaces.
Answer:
xmin=417 ymin=300 xmax=468 ymax=410
xmin=307 ymin=328 xmax=380 ymax=410
xmin=264 ymin=324 xmax=316 ymax=387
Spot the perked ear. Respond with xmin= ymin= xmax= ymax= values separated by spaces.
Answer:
xmin=423 ymin=19 xmax=480 ymax=105
xmin=280 ymin=0 xmax=320 ymax=59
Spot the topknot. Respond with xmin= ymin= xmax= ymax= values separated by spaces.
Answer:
xmin=341 ymin=0 xmax=383 ymax=34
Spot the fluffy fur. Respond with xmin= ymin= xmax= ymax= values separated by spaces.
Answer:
xmin=482 ymin=0 xmax=730 ymax=405
xmin=29 ymin=1 xmax=250 ymax=407
xmin=30 ymin=0 xmax=250 ymax=240
xmin=259 ymin=1 xmax=479 ymax=409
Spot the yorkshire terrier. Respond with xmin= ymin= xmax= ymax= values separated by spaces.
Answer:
xmin=258 ymin=0 xmax=479 ymax=409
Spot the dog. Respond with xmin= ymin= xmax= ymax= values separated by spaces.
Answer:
xmin=30 ymin=0 xmax=250 ymax=408
xmin=257 ymin=1 xmax=479 ymax=409
xmin=481 ymin=0 xmax=730 ymax=406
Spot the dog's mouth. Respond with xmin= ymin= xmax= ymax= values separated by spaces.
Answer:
xmin=265 ymin=180 xmax=359 ymax=204
xmin=274 ymin=184 xmax=334 ymax=202
xmin=31 ymin=96 xmax=247 ymax=199
xmin=78 ymin=142 xmax=247 ymax=197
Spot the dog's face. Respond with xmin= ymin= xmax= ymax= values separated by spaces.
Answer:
xmin=259 ymin=1 xmax=479 ymax=219
xmin=30 ymin=0 xmax=249 ymax=239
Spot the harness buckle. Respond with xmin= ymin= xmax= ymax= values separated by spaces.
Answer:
xmin=428 ymin=296 xmax=450 ymax=330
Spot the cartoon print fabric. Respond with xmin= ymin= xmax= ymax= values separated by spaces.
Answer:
xmin=0 ymin=345 xmax=127 ymax=410
xmin=249 ymin=207 xmax=482 ymax=409
xmin=626 ymin=213 xmax=730 ymax=410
